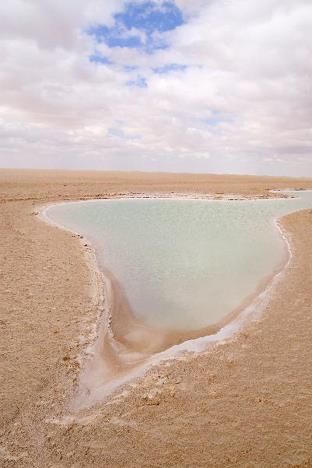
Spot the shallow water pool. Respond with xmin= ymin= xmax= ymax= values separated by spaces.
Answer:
xmin=46 ymin=191 xmax=312 ymax=332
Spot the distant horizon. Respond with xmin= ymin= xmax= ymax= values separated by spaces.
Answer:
xmin=1 ymin=166 xmax=312 ymax=181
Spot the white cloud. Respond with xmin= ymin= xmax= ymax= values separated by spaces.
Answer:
xmin=0 ymin=0 xmax=124 ymax=49
xmin=0 ymin=0 xmax=311 ymax=175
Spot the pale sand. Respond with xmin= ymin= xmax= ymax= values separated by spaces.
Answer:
xmin=1 ymin=169 xmax=312 ymax=467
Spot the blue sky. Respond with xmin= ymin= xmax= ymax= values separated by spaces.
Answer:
xmin=89 ymin=1 xmax=187 ymax=88
xmin=89 ymin=1 xmax=184 ymax=54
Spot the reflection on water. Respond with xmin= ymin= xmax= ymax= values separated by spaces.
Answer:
xmin=47 ymin=191 xmax=312 ymax=332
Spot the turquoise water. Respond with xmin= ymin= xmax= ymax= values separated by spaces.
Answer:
xmin=46 ymin=191 xmax=312 ymax=332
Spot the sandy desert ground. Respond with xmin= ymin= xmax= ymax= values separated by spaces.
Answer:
xmin=1 ymin=169 xmax=312 ymax=467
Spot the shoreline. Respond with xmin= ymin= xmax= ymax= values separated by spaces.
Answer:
xmin=39 ymin=194 xmax=294 ymax=408
xmin=2 ymin=170 xmax=312 ymax=466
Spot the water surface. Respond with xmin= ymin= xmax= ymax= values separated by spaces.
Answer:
xmin=46 ymin=191 xmax=312 ymax=332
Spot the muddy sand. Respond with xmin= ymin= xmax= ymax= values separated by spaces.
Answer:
xmin=1 ymin=169 xmax=312 ymax=467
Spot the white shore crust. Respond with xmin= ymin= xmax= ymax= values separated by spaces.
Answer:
xmin=2 ymin=169 xmax=312 ymax=466
xmin=40 ymin=193 xmax=295 ymax=408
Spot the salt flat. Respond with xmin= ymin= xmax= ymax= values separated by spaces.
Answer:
xmin=1 ymin=169 xmax=312 ymax=467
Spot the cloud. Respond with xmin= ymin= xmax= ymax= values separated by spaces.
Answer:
xmin=0 ymin=0 xmax=311 ymax=175
xmin=0 ymin=0 xmax=124 ymax=49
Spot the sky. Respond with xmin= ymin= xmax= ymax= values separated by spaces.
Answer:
xmin=0 ymin=0 xmax=311 ymax=176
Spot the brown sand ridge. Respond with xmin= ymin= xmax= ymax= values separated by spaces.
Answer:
xmin=1 ymin=168 xmax=312 ymax=467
